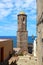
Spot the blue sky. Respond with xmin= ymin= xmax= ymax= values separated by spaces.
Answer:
xmin=0 ymin=0 xmax=36 ymax=36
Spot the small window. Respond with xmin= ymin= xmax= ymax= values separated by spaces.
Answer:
xmin=23 ymin=17 xmax=25 ymax=21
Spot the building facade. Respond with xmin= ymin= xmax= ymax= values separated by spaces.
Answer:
xmin=17 ymin=12 xmax=28 ymax=53
xmin=0 ymin=39 xmax=13 ymax=62
xmin=37 ymin=0 xmax=43 ymax=65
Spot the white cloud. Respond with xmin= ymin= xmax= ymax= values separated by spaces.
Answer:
xmin=13 ymin=0 xmax=35 ymax=10
xmin=0 ymin=24 xmax=17 ymax=31
xmin=23 ymin=0 xmax=34 ymax=8
xmin=15 ymin=0 xmax=33 ymax=8
xmin=0 ymin=0 xmax=13 ymax=19
xmin=0 ymin=3 xmax=5 ymax=8
xmin=12 ymin=0 xmax=36 ymax=20
xmin=0 ymin=0 xmax=36 ymax=20
xmin=2 ymin=0 xmax=12 ymax=2
xmin=0 ymin=8 xmax=12 ymax=19
xmin=0 ymin=0 xmax=36 ymax=36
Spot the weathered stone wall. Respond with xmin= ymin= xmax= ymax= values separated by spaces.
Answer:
xmin=37 ymin=0 xmax=43 ymax=65
xmin=37 ymin=23 xmax=42 ymax=65
xmin=37 ymin=0 xmax=43 ymax=21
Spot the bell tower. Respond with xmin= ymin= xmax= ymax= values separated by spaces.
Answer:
xmin=17 ymin=12 xmax=28 ymax=52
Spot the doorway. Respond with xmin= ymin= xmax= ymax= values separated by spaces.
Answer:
xmin=1 ymin=47 xmax=4 ymax=62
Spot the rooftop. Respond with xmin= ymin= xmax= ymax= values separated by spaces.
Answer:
xmin=0 ymin=39 xmax=11 ymax=41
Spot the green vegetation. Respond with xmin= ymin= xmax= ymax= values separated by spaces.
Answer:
xmin=18 ymin=52 xmax=23 ymax=56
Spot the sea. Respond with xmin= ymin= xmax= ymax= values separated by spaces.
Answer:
xmin=0 ymin=36 xmax=36 ymax=48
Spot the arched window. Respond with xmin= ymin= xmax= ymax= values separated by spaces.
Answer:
xmin=23 ymin=17 xmax=25 ymax=21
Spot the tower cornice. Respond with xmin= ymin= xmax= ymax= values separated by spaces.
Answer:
xmin=17 ymin=14 xmax=27 ymax=16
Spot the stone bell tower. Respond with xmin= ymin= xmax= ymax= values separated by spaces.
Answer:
xmin=17 ymin=12 xmax=28 ymax=52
